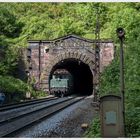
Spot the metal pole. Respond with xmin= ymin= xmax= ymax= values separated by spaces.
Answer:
xmin=94 ymin=5 xmax=100 ymax=103
xmin=37 ymin=40 xmax=42 ymax=90
xmin=120 ymin=38 xmax=125 ymax=137
xmin=116 ymin=27 xmax=125 ymax=137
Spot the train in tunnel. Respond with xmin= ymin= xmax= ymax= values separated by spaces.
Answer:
xmin=49 ymin=69 xmax=74 ymax=97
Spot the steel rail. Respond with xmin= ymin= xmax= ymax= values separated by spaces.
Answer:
xmin=0 ymin=96 xmax=58 ymax=111
xmin=0 ymin=96 xmax=84 ymax=137
xmin=0 ymin=97 xmax=72 ymax=123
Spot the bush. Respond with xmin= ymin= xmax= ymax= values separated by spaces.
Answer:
xmin=0 ymin=75 xmax=49 ymax=103
xmin=0 ymin=75 xmax=30 ymax=94
xmin=32 ymin=90 xmax=48 ymax=98
xmin=126 ymin=107 xmax=140 ymax=137
xmin=84 ymin=118 xmax=101 ymax=137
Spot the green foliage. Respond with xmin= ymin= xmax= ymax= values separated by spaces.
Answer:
xmin=0 ymin=5 xmax=23 ymax=38
xmin=84 ymin=118 xmax=101 ymax=137
xmin=99 ymin=10 xmax=140 ymax=136
xmin=99 ymin=58 xmax=120 ymax=96
xmin=0 ymin=5 xmax=23 ymax=76
xmin=0 ymin=3 xmax=140 ymax=137
xmin=32 ymin=91 xmax=48 ymax=98
xmin=0 ymin=75 xmax=48 ymax=103
xmin=126 ymin=107 xmax=140 ymax=137
xmin=99 ymin=45 xmax=140 ymax=137
xmin=0 ymin=46 xmax=20 ymax=75
xmin=0 ymin=75 xmax=29 ymax=94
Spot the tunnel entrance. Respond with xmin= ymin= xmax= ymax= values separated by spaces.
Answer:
xmin=49 ymin=58 xmax=93 ymax=96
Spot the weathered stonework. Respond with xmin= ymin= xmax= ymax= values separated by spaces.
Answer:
xmin=27 ymin=34 xmax=114 ymax=94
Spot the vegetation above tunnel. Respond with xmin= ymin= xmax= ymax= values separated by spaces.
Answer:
xmin=0 ymin=3 xmax=140 ymax=137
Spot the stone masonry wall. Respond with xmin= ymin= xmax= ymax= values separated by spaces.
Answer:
xmin=27 ymin=35 xmax=115 ymax=91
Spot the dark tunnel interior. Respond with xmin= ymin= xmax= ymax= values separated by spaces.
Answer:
xmin=49 ymin=58 xmax=93 ymax=96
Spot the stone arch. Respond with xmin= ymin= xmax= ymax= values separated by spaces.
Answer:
xmin=41 ymin=51 xmax=96 ymax=94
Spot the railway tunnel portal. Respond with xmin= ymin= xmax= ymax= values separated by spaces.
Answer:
xmin=49 ymin=57 xmax=94 ymax=96
xmin=27 ymin=34 xmax=114 ymax=97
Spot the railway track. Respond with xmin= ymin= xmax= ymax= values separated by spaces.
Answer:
xmin=0 ymin=96 xmax=84 ymax=137
xmin=0 ymin=96 xmax=57 ymax=111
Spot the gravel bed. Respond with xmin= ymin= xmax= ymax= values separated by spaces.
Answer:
xmin=13 ymin=95 xmax=97 ymax=138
